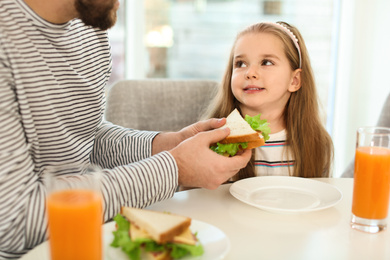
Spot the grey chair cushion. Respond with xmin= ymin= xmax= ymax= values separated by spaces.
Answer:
xmin=105 ymin=79 xmax=218 ymax=132
xmin=341 ymin=92 xmax=390 ymax=177
xmin=378 ymin=92 xmax=390 ymax=128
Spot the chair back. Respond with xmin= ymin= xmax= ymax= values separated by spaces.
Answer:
xmin=377 ymin=92 xmax=390 ymax=127
xmin=105 ymin=79 xmax=219 ymax=131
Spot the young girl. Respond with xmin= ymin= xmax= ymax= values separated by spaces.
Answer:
xmin=203 ymin=21 xmax=333 ymax=180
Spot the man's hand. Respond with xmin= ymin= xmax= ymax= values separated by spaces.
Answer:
xmin=152 ymin=118 xmax=226 ymax=155
xmin=178 ymin=118 xmax=227 ymax=140
xmin=169 ymin=127 xmax=252 ymax=189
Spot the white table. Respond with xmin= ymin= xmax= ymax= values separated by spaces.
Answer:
xmin=147 ymin=178 xmax=390 ymax=260
xmin=21 ymin=178 xmax=390 ymax=260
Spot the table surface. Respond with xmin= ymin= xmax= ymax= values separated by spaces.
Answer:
xmin=20 ymin=178 xmax=390 ymax=260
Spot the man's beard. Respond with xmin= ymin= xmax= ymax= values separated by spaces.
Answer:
xmin=75 ymin=0 xmax=117 ymax=30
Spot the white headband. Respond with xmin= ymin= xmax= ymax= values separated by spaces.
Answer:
xmin=263 ymin=22 xmax=302 ymax=69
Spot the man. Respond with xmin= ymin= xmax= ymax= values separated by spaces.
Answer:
xmin=0 ymin=0 xmax=251 ymax=258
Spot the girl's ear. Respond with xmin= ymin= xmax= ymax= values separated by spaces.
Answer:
xmin=288 ymin=69 xmax=302 ymax=92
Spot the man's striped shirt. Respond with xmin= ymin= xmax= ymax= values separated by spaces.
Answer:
xmin=0 ymin=0 xmax=178 ymax=258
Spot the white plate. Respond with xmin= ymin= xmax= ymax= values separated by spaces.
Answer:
xmin=229 ymin=176 xmax=343 ymax=214
xmin=105 ymin=219 xmax=230 ymax=260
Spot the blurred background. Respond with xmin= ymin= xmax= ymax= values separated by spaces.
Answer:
xmin=107 ymin=0 xmax=390 ymax=177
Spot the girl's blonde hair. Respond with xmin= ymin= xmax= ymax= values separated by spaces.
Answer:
xmin=202 ymin=21 xmax=334 ymax=179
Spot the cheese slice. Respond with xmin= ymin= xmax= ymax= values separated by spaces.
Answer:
xmin=130 ymin=222 xmax=152 ymax=240
xmin=130 ymin=223 xmax=196 ymax=245
xmin=172 ymin=228 xmax=196 ymax=245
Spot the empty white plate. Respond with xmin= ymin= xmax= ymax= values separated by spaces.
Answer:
xmin=230 ymin=176 xmax=342 ymax=214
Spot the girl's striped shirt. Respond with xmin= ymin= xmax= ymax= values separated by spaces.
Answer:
xmin=255 ymin=130 xmax=295 ymax=176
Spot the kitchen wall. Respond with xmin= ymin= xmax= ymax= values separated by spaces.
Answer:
xmin=332 ymin=0 xmax=390 ymax=176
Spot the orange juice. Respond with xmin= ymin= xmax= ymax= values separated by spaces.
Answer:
xmin=352 ymin=146 xmax=390 ymax=219
xmin=47 ymin=189 xmax=103 ymax=260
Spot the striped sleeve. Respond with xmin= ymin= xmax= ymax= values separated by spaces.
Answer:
xmin=90 ymin=121 xmax=159 ymax=168
xmin=100 ymin=151 xmax=178 ymax=221
xmin=90 ymin=121 xmax=178 ymax=220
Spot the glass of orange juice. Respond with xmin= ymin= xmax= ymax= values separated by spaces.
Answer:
xmin=45 ymin=164 xmax=104 ymax=260
xmin=351 ymin=126 xmax=390 ymax=233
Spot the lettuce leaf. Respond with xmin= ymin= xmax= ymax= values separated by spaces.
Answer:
xmin=167 ymin=242 xmax=204 ymax=258
xmin=245 ymin=114 xmax=270 ymax=141
xmin=110 ymin=214 xmax=145 ymax=260
xmin=210 ymin=142 xmax=248 ymax=156
xmin=110 ymin=214 xmax=204 ymax=260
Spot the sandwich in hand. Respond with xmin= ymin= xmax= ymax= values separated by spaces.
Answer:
xmin=110 ymin=207 xmax=204 ymax=260
xmin=211 ymin=108 xmax=270 ymax=156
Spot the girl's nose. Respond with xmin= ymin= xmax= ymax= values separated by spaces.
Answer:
xmin=245 ymin=66 xmax=259 ymax=79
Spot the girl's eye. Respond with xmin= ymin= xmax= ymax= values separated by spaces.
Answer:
xmin=262 ymin=59 xmax=273 ymax=66
xmin=234 ymin=60 xmax=247 ymax=68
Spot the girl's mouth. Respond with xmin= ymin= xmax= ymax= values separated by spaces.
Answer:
xmin=243 ymin=86 xmax=264 ymax=93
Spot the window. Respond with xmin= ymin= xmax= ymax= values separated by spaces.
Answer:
xmin=109 ymin=0 xmax=337 ymax=122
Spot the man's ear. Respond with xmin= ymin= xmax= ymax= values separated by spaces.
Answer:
xmin=288 ymin=69 xmax=302 ymax=92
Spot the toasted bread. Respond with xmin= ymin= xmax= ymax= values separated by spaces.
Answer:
xmin=219 ymin=109 xmax=264 ymax=148
xmin=121 ymin=207 xmax=191 ymax=244
xmin=246 ymin=137 xmax=265 ymax=149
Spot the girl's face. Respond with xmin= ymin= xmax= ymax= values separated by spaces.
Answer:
xmin=231 ymin=32 xmax=301 ymax=117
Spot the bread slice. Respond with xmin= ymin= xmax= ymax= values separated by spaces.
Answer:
xmin=246 ymin=137 xmax=265 ymax=149
xmin=219 ymin=109 xmax=263 ymax=144
xmin=121 ymin=207 xmax=191 ymax=244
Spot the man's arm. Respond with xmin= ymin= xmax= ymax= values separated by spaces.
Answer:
xmin=90 ymin=122 xmax=179 ymax=219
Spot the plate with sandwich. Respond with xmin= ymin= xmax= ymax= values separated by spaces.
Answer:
xmin=106 ymin=207 xmax=230 ymax=260
xmin=210 ymin=108 xmax=270 ymax=156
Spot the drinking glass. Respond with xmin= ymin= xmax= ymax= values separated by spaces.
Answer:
xmin=350 ymin=127 xmax=390 ymax=233
xmin=45 ymin=164 xmax=104 ymax=260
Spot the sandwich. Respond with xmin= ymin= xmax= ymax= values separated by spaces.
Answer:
xmin=210 ymin=108 xmax=270 ymax=156
xmin=110 ymin=207 xmax=204 ymax=260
